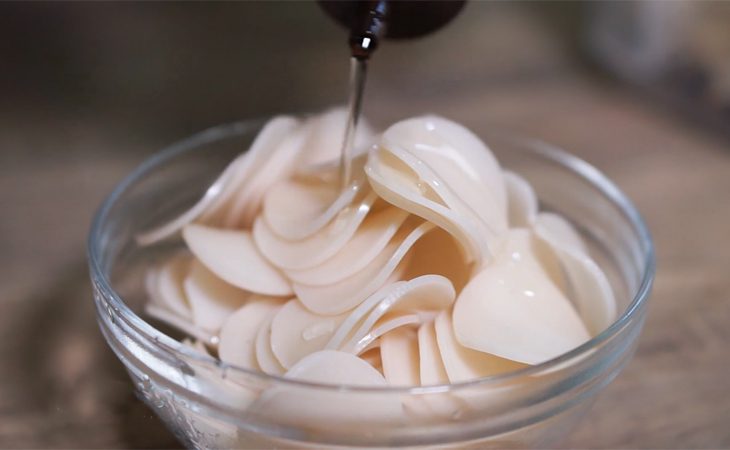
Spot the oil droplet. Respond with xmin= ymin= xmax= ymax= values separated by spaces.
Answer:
xmin=302 ymin=320 xmax=336 ymax=341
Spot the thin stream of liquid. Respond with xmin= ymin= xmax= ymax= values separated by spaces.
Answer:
xmin=339 ymin=57 xmax=368 ymax=189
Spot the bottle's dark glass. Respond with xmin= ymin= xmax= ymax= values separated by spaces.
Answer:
xmin=319 ymin=0 xmax=466 ymax=59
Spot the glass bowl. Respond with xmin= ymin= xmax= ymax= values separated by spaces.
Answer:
xmin=88 ymin=120 xmax=654 ymax=449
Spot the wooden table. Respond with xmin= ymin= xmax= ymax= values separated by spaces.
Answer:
xmin=1 ymin=3 xmax=728 ymax=448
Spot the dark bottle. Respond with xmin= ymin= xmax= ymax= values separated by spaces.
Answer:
xmin=319 ymin=0 xmax=466 ymax=59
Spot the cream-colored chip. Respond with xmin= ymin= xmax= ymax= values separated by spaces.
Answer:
xmin=535 ymin=212 xmax=588 ymax=255
xmin=252 ymin=192 xmax=378 ymax=270
xmin=284 ymin=207 xmax=409 ymax=286
xmin=504 ymin=171 xmax=538 ymax=228
xmin=293 ymin=221 xmax=432 ymax=315
xmin=147 ymin=252 xmax=192 ymax=320
xmin=534 ymin=213 xmax=616 ymax=335
xmin=270 ymin=299 xmax=349 ymax=369
xmin=262 ymin=178 xmax=361 ymax=241
xmin=324 ymin=276 xmax=406 ymax=351
xmin=183 ymin=224 xmax=292 ymax=296
xmin=136 ymin=116 xmax=299 ymax=244
xmin=434 ymin=310 xmax=525 ymax=383
xmin=255 ymin=314 xmax=285 ymax=376
xmin=382 ymin=116 xmax=506 ymax=211
xmin=383 ymin=142 xmax=507 ymax=258
xmin=349 ymin=313 xmax=421 ymax=355
xmin=365 ymin=149 xmax=487 ymax=266
xmin=223 ymin=124 xmax=309 ymax=228
xmin=184 ymin=259 xmax=251 ymax=333
xmin=380 ymin=327 xmax=420 ymax=386
xmin=418 ymin=321 xmax=449 ymax=386
xmin=340 ymin=275 xmax=454 ymax=354
xmin=253 ymin=350 xmax=401 ymax=428
xmin=218 ymin=297 xmax=281 ymax=369
xmin=453 ymin=229 xmax=590 ymax=365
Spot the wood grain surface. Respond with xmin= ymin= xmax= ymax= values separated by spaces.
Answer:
xmin=1 ymin=3 xmax=728 ymax=449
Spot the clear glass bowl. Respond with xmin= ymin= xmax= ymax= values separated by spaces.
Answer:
xmin=88 ymin=120 xmax=654 ymax=449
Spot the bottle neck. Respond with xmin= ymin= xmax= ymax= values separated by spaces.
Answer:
xmin=348 ymin=0 xmax=387 ymax=60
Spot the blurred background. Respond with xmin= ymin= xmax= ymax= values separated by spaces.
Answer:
xmin=1 ymin=1 xmax=728 ymax=448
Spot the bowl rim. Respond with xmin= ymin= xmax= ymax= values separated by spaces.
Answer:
xmin=88 ymin=119 xmax=655 ymax=394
